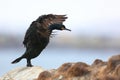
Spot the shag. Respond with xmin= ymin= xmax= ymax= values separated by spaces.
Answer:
xmin=11 ymin=14 xmax=71 ymax=67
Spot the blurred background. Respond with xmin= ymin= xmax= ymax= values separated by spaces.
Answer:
xmin=0 ymin=0 xmax=120 ymax=76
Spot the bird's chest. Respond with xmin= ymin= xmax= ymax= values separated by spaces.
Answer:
xmin=37 ymin=35 xmax=49 ymax=48
xmin=41 ymin=37 xmax=49 ymax=45
xmin=35 ymin=29 xmax=50 ymax=48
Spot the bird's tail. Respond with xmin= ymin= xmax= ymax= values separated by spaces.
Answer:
xmin=11 ymin=57 xmax=23 ymax=64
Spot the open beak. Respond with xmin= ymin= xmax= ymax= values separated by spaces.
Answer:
xmin=64 ymin=28 xmax=71 ymax=31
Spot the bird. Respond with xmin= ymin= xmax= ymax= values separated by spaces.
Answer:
xmin=11 ymin=14 xmax=71 ymax=67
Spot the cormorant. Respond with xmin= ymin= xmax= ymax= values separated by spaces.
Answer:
xmin=11 ymin=14 xmax=71 ymax=67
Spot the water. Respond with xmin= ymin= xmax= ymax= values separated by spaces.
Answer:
xmin=0 ymin=48 xmax=120 ymax=76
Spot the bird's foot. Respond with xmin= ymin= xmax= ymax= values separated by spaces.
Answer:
xmin=26 ymin=59 xmax=33 ymax=67
xmin=27 ymin=64 xmax=33 ymax=67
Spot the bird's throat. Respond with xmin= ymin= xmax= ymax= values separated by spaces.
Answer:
xmin=48 ymin=25 xmax=56 ymax=32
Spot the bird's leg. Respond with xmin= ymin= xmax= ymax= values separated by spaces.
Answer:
xmin=27 ymin=59 xmax=33 ymax=67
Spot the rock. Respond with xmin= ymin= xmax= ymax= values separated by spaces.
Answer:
xmin=92 ymin=59 xmax=107 ymax=67
xmin=107 ymin=55 xmax=120 ymax=71
xmin=0 ymin=66 xmax=44 ymax=80
xmin=1 ymin=54 xmax=120 ymax=80
xmin=37 ymin=54 xmax=120 ymax=80
xmin=37 ymin=71 xmax=52 ymax=80
xmin=66 ymin=62 xmax=90 ymax=77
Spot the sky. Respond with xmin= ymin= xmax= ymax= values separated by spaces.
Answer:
xmin=0 ymin=0 xmax=120 ymax=36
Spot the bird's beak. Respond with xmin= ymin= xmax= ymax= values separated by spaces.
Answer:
xmin=64 ymin=28 xmax=71 ymax=31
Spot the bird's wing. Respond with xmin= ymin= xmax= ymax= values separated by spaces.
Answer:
xmin=36 ymin=14 xmax=68 ymax=28
xmin=23 ymin=14 xmax=67 ymax=47
xmin=23 ymin=21 xmax=48 ymax=47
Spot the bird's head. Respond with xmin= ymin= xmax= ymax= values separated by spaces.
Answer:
xmin=49 ymin=23 xmax=71 ymax=31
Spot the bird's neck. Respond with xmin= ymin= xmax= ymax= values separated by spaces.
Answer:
xmin=48 ymin=25 xmax=56 ymax=32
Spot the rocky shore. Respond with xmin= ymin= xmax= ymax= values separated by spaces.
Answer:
xmin=0 ymin=54 xmax=120 ymax=80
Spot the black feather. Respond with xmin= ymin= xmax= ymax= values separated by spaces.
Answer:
xmin=11 ymin=14 xmax=69 ymax=67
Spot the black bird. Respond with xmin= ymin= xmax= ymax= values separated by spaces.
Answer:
xmin=11 ymin=14 xmax=71 ymax=67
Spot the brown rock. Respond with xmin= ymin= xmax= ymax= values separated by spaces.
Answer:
xmin=37 ymin=71 xmax=52 ymax=80
xmin=51 ymin=63 xmax=73 ymax=79
xmin=97 ymin=75 xmax=119 ymax=80
xmin=66 ymin=62 xmax=90 ymax=77
xmin=113 ymin=64 xmax=120 ymax=78
xmin=92 ymin=59 xmax=106 ymax=67
xmin=57 ymin=63 xmax=72 ymax=73
xmin=107 ymin=55 xmax=120 ymax=71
